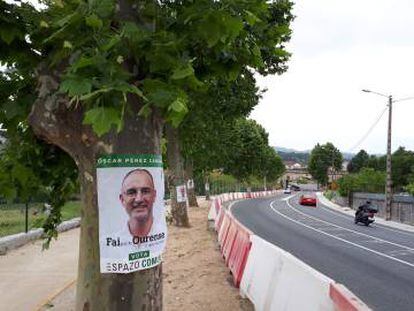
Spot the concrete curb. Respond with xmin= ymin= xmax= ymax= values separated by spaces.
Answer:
xmin=0 ymin=217 xmax=81 ymax=254
xmin=317 ymin=192 xmax=414 ymax=233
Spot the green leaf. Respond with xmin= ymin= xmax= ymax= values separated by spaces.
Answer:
xmin=63 ymin=40 xmax=73 ymax=49
xmin=225 ymin=16 xmax=244 ymax=40
xmin=252 ymin=44 xmax=264 ymax=67
xmin=85 ymin=14 xmax=103 ymax=29
xmin=13 ymin=163 xmax=31 ymax=185
xmin=110 ymin=82 xmax=144 ymax=99
xmin=79 ymin=88 xmax=111 ymax=101
xmin=227 ymin=66 xmax=241 ymax=81
xmin=0 ymin=28 xmax=22 ymax=45
xmin=60 ymin=77 xmax=92 ymax=97
xmin=170 ymin=97 xmax=187 ymax=113
xmin=71 ymin=56 xmax=96 ymax=71
xmin=40 ymin=20 xmax=50 ymax=28
xmin=3 ymin=101 xmax=24 ymax=120
xmin=171 ymin=64 xmax=194 ymax=80
xmin=167 ymin=96 xmax=188 ymax=127
xmin=143 ymin=79 xmax=178 ymax=108
xmin=101 ymin=35 xmax=121 ymax=51
xmin=244 ymin=10 xmax=261 ymax=26
xmin=138 ymin=103 xmax=152 ymax=118
xmin=0 ymin=185 xmax=17 ymax=200
xmin=83 ymin=107 xmax=122 ymax=137
xmin=95 ymin=0 xmax=115 ymax=18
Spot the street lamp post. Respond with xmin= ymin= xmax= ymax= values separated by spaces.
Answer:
xmin=362 ymin=89 xmax=414 ymax=220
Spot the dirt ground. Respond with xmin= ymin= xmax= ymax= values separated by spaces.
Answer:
xmin=42 ymin=199 xmax=253 ymax=311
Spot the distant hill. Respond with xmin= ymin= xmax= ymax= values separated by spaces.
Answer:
xmin=274 ymin=146 xmax=309 ymax=153
xmin=274 ymin=147 xmax=309 ymax=165
xmin=274 ymin=146 xmax=355 ymax=163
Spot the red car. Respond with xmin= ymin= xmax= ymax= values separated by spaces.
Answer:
xmin=299 ymin=194 xmax=317 ymax=206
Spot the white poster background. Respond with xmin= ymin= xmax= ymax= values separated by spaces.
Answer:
xmin=97 ymin=163 xmax=167 ymax=274
xmin=176 ymin=184 xmax=187 ymax=203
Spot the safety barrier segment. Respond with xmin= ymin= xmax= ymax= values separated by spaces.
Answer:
xmin=217 ymin=213 xmax=231 ymax=247
xmin=208 ymin=199 xmax=218 ymax=221
xmin=209 ymin=190 xmax=279 ymax=223
xmin=329 ymin=283 xmax=371 ymax=311
xmin=227 ymin=216 xmax=252 ymax=287
xmin=214 ymin=205 xmax=226 ymax=232
xmin=240 ymin=235 xmax=335 ymax=311
xmin=221 ymin=218 xmax=238 ymax=264
xmin=215 ymin=198 xmax=222 ymax=214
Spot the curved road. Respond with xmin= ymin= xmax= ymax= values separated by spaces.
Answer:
xmin=231 ymin=192 xmax=414 ymax=311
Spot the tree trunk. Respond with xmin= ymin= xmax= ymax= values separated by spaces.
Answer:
xmin=166 ymin=125 xmax=189 ymax=227
xmin=29 ymin=68 xmax=164 ymax=310
xmin=185 ymin=160 xmax=198 ymax=207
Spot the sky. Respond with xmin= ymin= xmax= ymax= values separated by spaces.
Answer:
xmin=251 ymin=0 xmax=414 ymax=155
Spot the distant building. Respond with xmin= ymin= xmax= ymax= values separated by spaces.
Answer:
xmin=284 ymin=161 xmax=305 ymax=170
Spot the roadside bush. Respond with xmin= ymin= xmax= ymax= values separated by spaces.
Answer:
xmin=337 ymin=168 xmax=385 ymax=196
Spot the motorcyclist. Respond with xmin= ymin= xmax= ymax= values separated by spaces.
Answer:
xmin=355 ymin=200 xmax=371 ymax=220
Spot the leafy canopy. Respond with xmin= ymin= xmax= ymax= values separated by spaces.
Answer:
xmin=0 ymin=0 xmax=293 ymax=135
xmin=308 ymin=142 xmax=343 ymax=186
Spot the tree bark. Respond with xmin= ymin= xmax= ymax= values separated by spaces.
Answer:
xmin=29 ymin=68 xmax=164 ymax=311
xmin=165 ymin=125 xmax=189 ymax=227
xmin=185 ymin=160 xmax=198 ymax=207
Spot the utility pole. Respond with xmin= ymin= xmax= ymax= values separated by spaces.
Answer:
xmin=362 ymin=89 xmax=414 ymax=220
xmin=385 ymin=95 xmax=393 ymax=220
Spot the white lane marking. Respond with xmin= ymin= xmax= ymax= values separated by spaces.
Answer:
xmin=269 ymin=200 xmax=414 ymax=269
xmin=281 ymin=194 xmax=296 ymax=201
xmin=316 ymin=200 xmax=414 ymax=237
xmin=285 ymin=197 xmax=414 ymax=252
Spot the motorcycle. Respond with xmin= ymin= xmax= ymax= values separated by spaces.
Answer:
xmin=354 ymin=206 xmax=378 ymax=226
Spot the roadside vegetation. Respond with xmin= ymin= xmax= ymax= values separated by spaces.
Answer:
xmin=0 ymin=201 xmax=81 ymax=237
xmin=339 ymin=147 xmax=414 ymax=196
xmin=307 ymin=144 xmax=414 ymax=200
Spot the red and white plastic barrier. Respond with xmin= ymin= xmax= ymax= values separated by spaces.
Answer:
xmin=208 ymin=190 xmax=371 ymax=311
xmin=226 ymin=217 xmax=252 ymax=287
xmin=240 ymin=235 xmax=334 ymax=310
xmin=329 ymin=283 xmax=371 ymax=311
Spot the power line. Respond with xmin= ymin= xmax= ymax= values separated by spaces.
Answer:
xmin=347 ymin=106 xmax=388 ymax=153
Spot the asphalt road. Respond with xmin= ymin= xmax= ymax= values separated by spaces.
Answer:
xmin=231 ymin=192 xmax=414 ymax=311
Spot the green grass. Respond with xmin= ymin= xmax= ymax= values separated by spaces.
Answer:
xmin=0 ymin=201 xmax=81 ymax=238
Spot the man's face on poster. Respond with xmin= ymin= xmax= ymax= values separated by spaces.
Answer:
xmin=120 ymin=170 xmax=156 ymax=225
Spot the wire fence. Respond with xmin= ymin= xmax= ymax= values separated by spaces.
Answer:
xmin=0 ymin=200 xmax=81 ymax=238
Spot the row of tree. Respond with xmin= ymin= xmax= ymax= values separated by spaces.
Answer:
xmin=0 ymin=0 xmax=294 ymax=308
xmin=306 ymin=142 xmax=414 ymax=196
xmin=346 ymin=147 xmax=414 ymax=193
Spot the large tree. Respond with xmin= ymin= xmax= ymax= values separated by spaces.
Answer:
xmin=308 ymin=142 xmax=343 ymax=187
xmin=347 ymin=149 xmax=369 ymax=173
xmin=1 ymin=0 xmax=293 ymax=309
xmin=179 ymin=70 xmax=262 ymax=204
xmin=165 ymin=0 xmax=294 ymax=216
xmin=391 ymin=147 xmax=414 ymax=192
xmin=224 ymin=118 xmax=284 ymax=183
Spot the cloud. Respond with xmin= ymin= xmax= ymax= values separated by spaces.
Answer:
xmin=252 ymin=0 xmax=414 ymax=154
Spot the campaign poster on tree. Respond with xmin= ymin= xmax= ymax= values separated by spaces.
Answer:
xmin=97 ymin=154 xmax=167 ymax=274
